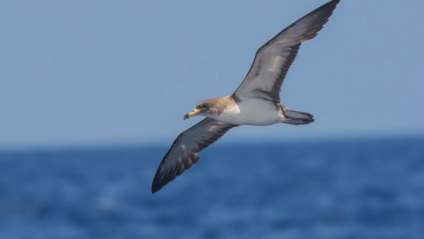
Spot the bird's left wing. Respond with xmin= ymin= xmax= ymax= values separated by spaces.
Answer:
xmin=233 ymin=0 xmax=340 ymax=102
xmin=152 ymin=118 xmax=237 ymax=193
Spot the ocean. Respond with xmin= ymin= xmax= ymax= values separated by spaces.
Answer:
xmin=0 ymin=137 xmax=423 ymax=239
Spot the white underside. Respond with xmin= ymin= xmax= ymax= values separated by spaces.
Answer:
xmin=210 ymin=98 xmax=285 ymax=126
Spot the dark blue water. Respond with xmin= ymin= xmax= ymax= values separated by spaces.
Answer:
xmin=1 ymin=137 xmax=424 ymax=239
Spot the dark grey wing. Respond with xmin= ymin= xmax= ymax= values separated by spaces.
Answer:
xmin=152 ymin=118 xmax=237 ymax=193
xmin=233 ymin=0 xmax=340 ymax=102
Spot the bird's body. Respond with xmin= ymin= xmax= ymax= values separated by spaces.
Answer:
xmin=222 ymin=98 xmax=283 ymax=126
xmin=202 ymin=96 xmax=283 ymax=126
xmin=152 ymin=0 xmax=341 ymax=193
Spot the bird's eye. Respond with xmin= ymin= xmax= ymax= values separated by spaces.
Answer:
xmin=196 ymin=103 xmax=208 ymax=110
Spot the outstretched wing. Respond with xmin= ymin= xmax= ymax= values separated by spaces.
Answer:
xmin=233 ymin=0 xmax=340 ymax=102
xmin=152 ymin=118 xmax=237 ymax=193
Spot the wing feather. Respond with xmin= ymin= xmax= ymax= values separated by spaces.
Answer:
xmin=234 ymin=0 xmax=340 ymax=102
xmin=152 ymin=118 xmax=237 ymax=193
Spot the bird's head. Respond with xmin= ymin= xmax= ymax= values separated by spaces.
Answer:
xmin=184 ymin=99 xmax=221 ymax=120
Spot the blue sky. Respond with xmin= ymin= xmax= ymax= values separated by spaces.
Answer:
xmin=1 ymin=1 xmax=423 ymax=149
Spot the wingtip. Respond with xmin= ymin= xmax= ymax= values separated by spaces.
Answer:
xmin=151 ymin=182 xmax=162 ymax=194
xmin=320 ymin=0 xmax=341 ymax=12
xmin=151 ymin=183 xmax=157 ymax=193
xmin=151 ymin=175 xmax=165 ymax=194
xmin=317 ymin=0 xmax=340 ymax=13
xmin=328 ymin=0 xmax=341 ymax=8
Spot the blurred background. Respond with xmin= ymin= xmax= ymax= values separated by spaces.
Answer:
xmin=1 ymin=1 xmax=423 ymax=238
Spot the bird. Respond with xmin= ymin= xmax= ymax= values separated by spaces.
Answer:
xmin=152 ymin=0 xmax=340 ymax=193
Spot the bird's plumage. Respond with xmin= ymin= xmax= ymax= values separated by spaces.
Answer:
xmin=152 ymin=0 xmax=340 ymax=193
xmin=234 ymin=0 xmax=340 ymax=102
xmin=152 ymin=118 xmax=236 ymax=193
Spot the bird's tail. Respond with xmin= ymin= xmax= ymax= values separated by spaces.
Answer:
xmin=282 ymin=109 xmax=314 ymax=125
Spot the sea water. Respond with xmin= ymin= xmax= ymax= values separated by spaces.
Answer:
xmin=0 ymin=137 xmax=423 ymax=239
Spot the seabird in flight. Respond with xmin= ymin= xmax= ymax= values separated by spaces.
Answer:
xmin=152 ymin=0 xmax=340 ymax=193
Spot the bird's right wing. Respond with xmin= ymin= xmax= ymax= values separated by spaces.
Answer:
xmin=233 ymin=0 xmax=340 ymax=102
xmin=152 ymin=118 xmax=237 ymax=193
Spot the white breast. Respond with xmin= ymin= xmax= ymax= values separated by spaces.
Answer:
xmin=212 ymin=98 xmax=283 ymax=126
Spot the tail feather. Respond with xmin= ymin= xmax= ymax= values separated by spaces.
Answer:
xmin=283 ymin=109 xmax=314 ymax=125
